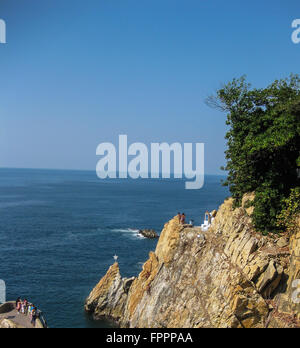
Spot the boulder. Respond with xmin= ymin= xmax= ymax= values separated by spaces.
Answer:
xmin=0 ymin=319 xmax=20 ymax=328
xmin=256 ymin=260 xmax=283 ymax=298
xmin=277 ymin=237 xmax=289 ymax=248
xmin=139 ymin=229 xmax=158 ymax=239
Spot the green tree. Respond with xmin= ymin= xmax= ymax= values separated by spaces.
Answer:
xmin=277 ymin=187 xmax=300 ymax=235
xmin=208 ymin=75 xmax=300 ymax=233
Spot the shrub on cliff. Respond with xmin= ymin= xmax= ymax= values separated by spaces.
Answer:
xmin=277 ymin=187 xmax=300 ymax=235
xmin=207 ymin=74 xmax=300 ymax=233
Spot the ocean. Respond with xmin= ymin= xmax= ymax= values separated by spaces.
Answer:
xmin=0 ymin=168 xmax=229 ymax=328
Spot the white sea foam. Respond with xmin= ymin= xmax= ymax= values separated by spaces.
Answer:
xmin=111 ymin=228 xmax=140 ymax=233
xmin=111 ymin=227 xmax=144 ymax=239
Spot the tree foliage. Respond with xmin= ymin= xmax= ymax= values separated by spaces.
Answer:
xmin=276 ymin=187 xmax=300 ymax=235
xmin=209 ymin=74 xmax=300 ymax=233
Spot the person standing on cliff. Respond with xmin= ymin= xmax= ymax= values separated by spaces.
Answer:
xmin=31 ymin=306 xmax=37 ymax=326
xmin=177 ymin=212 xmax=181 ymax=223
xmin=16 ymin=298 xmax=21 ymax=314
xmin=180 ymin=213 xmax=186 ymax=225
xmin=23 ymin=299 xmax=28 ymax=315
xmin=16 ymin=297 xmax=21 ymax=308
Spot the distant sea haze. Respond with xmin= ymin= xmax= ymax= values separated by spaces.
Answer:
xmin=0 ymin=168 xmax=229 ymax=328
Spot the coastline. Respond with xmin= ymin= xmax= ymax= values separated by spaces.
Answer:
xmin=85 ymin=196 xmax=300 ymax=328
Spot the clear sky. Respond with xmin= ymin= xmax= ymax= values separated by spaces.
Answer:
xmin=0 ymin=0 xmax=299 ymax=174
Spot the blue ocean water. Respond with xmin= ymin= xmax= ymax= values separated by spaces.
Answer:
xmin=0 ymin=168 xmax=229 ymax=328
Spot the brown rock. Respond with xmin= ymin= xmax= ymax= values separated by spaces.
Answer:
xmin=0 ymin=319 xmax=20 ymax=328
xmin=139 ymin=229 xmax=158 ymax=239
xmin=85 ymin=262 xmax=135 ymax=323
xmin=277 ymin=237 xmax=289 ymax=248
xmin=85 ymin=196 xmax=300 ymax=328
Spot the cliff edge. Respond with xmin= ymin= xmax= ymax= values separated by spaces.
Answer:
xmin=0 ymin=302 xmax=45 ymax=329
xmin=85 ymin=196 xmax=300 ymax=328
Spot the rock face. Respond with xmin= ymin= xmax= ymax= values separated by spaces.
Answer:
xmin=139 ymin=229 xmax=159 ymax=239
xmin=85 ymin=197 xmax=300 ymax=328
xmin=85 ymin=263 xmax=135 ymax=322
xmin=0 ymin=319 xmax=20 ymax=328
xmin=269 ymin=217 xmax=300 ymax=327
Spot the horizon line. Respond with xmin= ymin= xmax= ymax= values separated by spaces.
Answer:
xmin=0 ymin=166 xmax=227 ymax=176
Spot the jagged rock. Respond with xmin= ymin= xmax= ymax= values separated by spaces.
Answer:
xmin=123 ymin=277 xmax=135 ymax=293
xmin=275 ymin=217 xmax=300 ymax=322
xmin=0 ymin=319 xmax=20 ymax=328
xmin=211 ymin=210 xmax=217 ymax=218
xmin=84 ymin=262 xmax=135 ymax=323
xmin=277 ymin=237 xmax=289 ymax=248
xmin=256 ymin=261 xmax=283 ymax=298
xmin=242 ymin=192 xmax=255 ymax=216
xmin=139 ymin=229 xmax=159 ymax=239
xmin=85 ymin=197 xmax=300 ymax=328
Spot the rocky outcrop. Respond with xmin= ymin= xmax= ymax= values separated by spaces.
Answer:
xmin=0 ymin=302 xmax=45 ymax=329
xmin=268 ymin=217 xmax=300 ymax=327
xmin=85 ymin=263 xmax=135 ymax=323
xmin=139 ymin=229 xmax=159 ymax=239
xmin=0 ymin=319 xmax=19 ymax=328
xmin=85 ymin=197 xmax=300 ymax=328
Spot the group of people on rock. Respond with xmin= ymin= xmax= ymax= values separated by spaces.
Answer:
xmin=16 ymin=297 xmax=39 ymax=326
xmin=177 ymin=212 xmax=194 ymax=227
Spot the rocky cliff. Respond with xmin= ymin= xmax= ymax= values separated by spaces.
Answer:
xmin=85 ymin=196 xmax=300 ymax=328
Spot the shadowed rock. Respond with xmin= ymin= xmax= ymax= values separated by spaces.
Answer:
xmin=139 ymin=229 xmax=159 ymax=239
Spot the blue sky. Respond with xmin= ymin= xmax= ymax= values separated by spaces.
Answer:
xmin=0 ymin=0 xmax=299 ymax=174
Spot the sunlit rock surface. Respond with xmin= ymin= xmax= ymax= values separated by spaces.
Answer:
xmin=85 ymin=197 xmax=300 ymax=328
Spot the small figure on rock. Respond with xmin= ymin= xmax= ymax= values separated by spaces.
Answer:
xmin=177 ymin=212 xmax=181 ymax=223
xmin=180 ymin=213 xmax=186 ymax=225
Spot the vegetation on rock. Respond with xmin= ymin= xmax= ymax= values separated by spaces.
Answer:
xmin=276 ymin=187 xmax=300 ymax=235
xmin=208 ymin=74 xmax=300 ymax=233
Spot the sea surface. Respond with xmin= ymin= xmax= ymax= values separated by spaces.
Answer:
xmin=0 ymin=168 xmax=229 ymax=328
